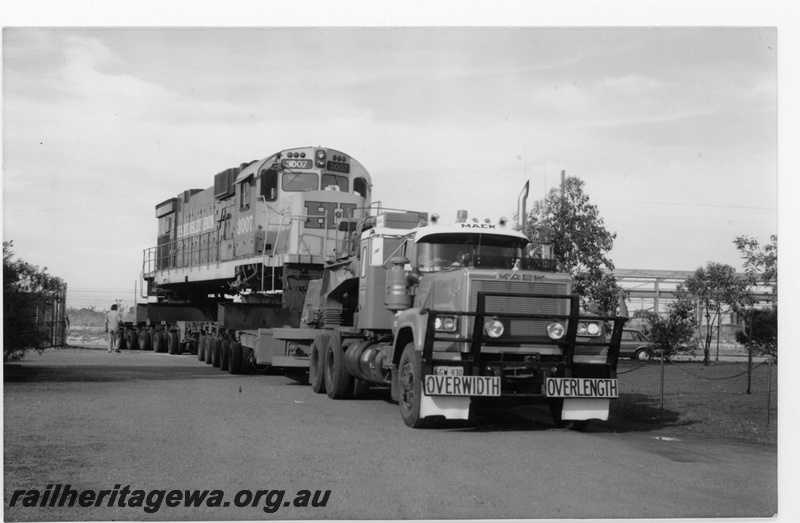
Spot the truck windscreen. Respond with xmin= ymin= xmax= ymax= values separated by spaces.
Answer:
xmin=416 ymin=233 xmax=524 ymax=272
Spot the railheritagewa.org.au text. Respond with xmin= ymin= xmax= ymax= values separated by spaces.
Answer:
xmin=8 ymin=484 xmax=331 ymax=514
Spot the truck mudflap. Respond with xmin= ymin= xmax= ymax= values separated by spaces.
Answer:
xmin=419 ymin=291 xmax=626 ymax=417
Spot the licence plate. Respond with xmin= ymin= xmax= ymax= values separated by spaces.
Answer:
xmin=424 ymin=375 xmax=501 ymax=397
xmin=432 ymin=366 xmax=464 ymax=377
xmin=545 ymin=378 xmax=618 ymax=398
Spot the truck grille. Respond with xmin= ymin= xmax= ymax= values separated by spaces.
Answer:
xmin=469 ymin=279 xmax=570 ymax=337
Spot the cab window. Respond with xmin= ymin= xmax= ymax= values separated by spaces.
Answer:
xmin=260 ymin=169 xmax=278 ymax=202
xmin=322 ymin=174 xmax=348 ymax=192
xmin=239 ymin=180 xmax=251 ymax=210
xmin=354 ymin=177 xmax=368 ymax=198
xmin=282 ymin=172 xmax=318 ymax=192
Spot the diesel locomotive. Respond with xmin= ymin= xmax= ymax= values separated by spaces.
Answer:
xmin=136 ymin=146 xmax=373 ymax=356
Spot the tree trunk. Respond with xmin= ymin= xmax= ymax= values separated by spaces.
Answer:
xmin=746 ymin=312 xmax=753 ymax=394
xmin=703 ymin=310 xmax=712 ymax=365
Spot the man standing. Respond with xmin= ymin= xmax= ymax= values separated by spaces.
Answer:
xmin=105 ymin=304 xmax=123 ymax=353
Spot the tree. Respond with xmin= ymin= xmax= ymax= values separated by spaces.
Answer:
xmin=642 ymin=297 xmax=697 ymax=358
xmin=524 ymin=176 xmax=620 ymax=314
xmin=734 ymin=234 xmax=777 ymax=299
xmin=735 ymin=307 xmax=777 ymax=361
xmin=3 ymin=241 xmax=66 ymax=362
xmin=732 ymin=235 xmax=778 ymax=365
xmin=676 ymin=262 xmax=749 ymax=366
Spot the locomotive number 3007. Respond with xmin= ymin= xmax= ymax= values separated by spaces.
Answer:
xmin=236 ymin=215 xmax=253 ymax=235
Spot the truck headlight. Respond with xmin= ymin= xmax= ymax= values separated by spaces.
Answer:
xmin=577 ymin=321 xmax=602 ymax=337
xmin=547 ymin=322 xmax=566 ymax=340
xmin=484 ymin=319 xmax=505 ymax=338
xmin=434 ymin=316 xmax=458 ymax=332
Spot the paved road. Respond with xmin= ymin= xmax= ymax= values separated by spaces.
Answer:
xmin=4 ymin=348 xmax=778 ymax=521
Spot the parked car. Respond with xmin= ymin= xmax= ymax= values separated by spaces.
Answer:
xmin=615 ymin=328 xmax=654 ymax=361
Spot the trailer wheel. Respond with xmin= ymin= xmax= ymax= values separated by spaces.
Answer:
xmin=167 ymin=332 xmax=177 ymax=354
xmin=212 ymin=339 xmax=222 ymax=367
xmin=549 ymin=399 xmax=590 ymax=431
xmin=229 ymin=342 xmax=244 ymax=374
xmin=325 ymin=336 xmax=354 ymax=399
xmin=138 ymin=330 xmax=152 ymax=352
xmin=153 ymin=331 xmax=166 ymax=353
xmin=309 ymin=338 xmax=327 ymax=394
xmin=197 ymin=335 xmax=206 ymax=361
xmin=220 ymin=340 xmax=230 ymax=371
xmin=398 ymin=343 xmax=427 ymax=428
xmin=169 ymin=332 xmax=180 ymax=354
xmin=205 ymin=337 xmax=214 ymax=364
xmin=126 ymin=329 xmax=139 ymax=350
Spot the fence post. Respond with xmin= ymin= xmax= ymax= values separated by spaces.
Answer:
xmin=766 ymin=358 xmax=773 ymax=427
xmin=660 ymin=350 xmax=665 ymax=411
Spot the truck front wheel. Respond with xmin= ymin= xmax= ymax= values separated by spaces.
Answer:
xmin=398 ymin=343 xmax=428 ymax=428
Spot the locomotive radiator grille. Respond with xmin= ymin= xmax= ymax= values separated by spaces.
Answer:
xmin=469 ymin=279 xmax=570 ymax=338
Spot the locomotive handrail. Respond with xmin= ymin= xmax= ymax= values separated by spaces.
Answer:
xmin=263 ymin=212 xmax=331 ymax=292
xmin=143 ymin=229 xmax=222 ymax=274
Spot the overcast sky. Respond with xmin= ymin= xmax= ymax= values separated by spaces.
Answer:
xmin=2 ymin=7 xmax=792 ymax=310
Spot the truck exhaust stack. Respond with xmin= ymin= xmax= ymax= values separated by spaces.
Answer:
xmin=517 ymin=181 xmax=529 ymax=235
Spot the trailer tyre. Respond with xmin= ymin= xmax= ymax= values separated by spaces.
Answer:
xmin=309 ymin=338 xmax=327 ymax=394
xmin=153 ymin=331 xmax=166 ymax=353
xmin=126 ymin=330 xmax=139 ymax=350
xmin=549 ymin=399 xmax=590 ymax=431
xmin=212 ymin=339 xmax=222 ymax=367
xmin=167 ymin=332 xmax=177 ymax=354
xmin=220 ymin=340 xmax=230 ymax=371
xmin=229 ymin=342 xmax=244 ymax=375
xmin=325 ymin=336 xmax=354 ymax=399
xmin=205 ymin=337 xmax=214 ymax=364
xmin=138 ymin=330 xmax=151 ymax=352
xmin=398 ymin=343 xmax=428 ymax=428
xmin=198 ymin=335 xmax=206 ymax=361
xmin=169 ymin=332 xmax=180 ymax=354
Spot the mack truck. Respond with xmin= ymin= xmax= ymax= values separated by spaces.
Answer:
xmin=237 ymin=182 xmax=627 ymax=428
